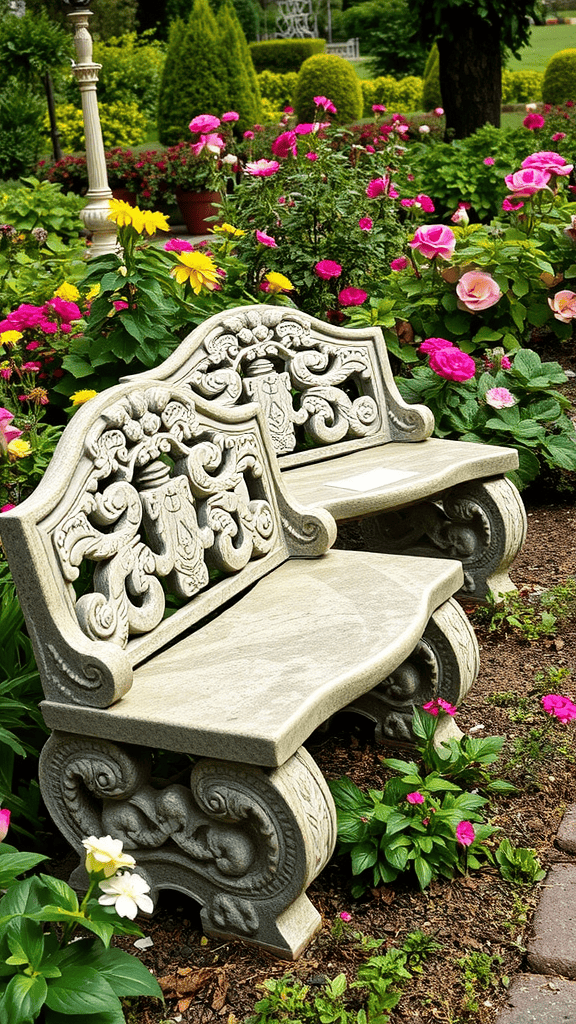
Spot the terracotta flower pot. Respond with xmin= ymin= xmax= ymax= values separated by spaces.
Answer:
xmin=175 ymin=188 xmax=220 ymax=235
xmin=112 ymin=188 xmax=138 ymax=206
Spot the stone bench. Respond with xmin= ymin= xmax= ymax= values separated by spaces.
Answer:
xmin=127 ymin=305 xmax=527 ymax=604
xmin=0 ymin=377 xmax=479 ymax=957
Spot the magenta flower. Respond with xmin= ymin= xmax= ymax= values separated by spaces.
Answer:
xmin=523 ymin=113 xmax=545 ymax=130
xmin=164 ymin=238 xmax=194 ymax=253
xmin=46 ymin=297 xmax=82 ymax=323
xmin=284 ymin=105 xmax=294 ymax=114
xmin=0 ymin=504 xmax=15 ymax=513
xmin=366 ymin=176 xmax=399 ymax=199
xmin=502 ymin=198 xmax=524 ymax=212
xmin=365 ymin=144 xmax=375 ymax=153
xmin=415 ymin=193 xmax=435 ymax=212
xmin=504 ymin=167 xmax=550 ymax=197
xmin=406 ymin=792 xmax=425 ymax=805
xmin=221 ymin=110 xmax=239 ymax=122
xmin=390 ymin=256 xmax=408 ymax=271
xmin=422 ymin=698 xmax=458 ymax=716
xmin=306 ymin=152 xmax=318 ymax=161
xmin=243 ymin=130 xmax=254 ymax=139
xmin=339 ymin=911 xmax=352 ymax=922
xmin=501 ymin=355 xmax=512 ymax=369
xmin=451 ymin=203 xmax=470 ymax=226
xmin=0 ymin=407 xmax=22 ymax=445
xmin=429 ymin=346 xmax=476 ymax=382
xmin=255 ymin=229 xmax=277 ymax=248
xmin=0 ymin=808 xmax=10 ymax=842
xmin=294 ymin=123 xmax=315 ymax=135
xmin=359 ymin=217 xmax=373 ymax=231
xmin=244 ymin=159 xmax=280 ymax=177
xmin=522 ymin=150 xmax=573 ymax=177
xmin=271 ymin=130 xmax=297 ymax=158
xmin=542 ymin=694 xmax=576 ymax=723
xmin=483 ymin=157 xmax=495 ymax=166
xmin=191 ymin=132 xmax=224 ymax=156
xmin=485 ymin=387 xmax=516 ymax=409
xmin=314 ymin=95 xmax=337 ymax=114
xmin=456 ymin=270 xmax=501 ymax=312
xmin=21 ymin=362 xmax=41 ymax=372
xmin=456 ymin=821 xmax=475 ymax=846
xmin=372 ymin=104 xmax=387 ymax=113
xmin=315 ymin=259 xmax=342 ymax=280
xmin=434 ymin=107 xmax=444 ymax=116
xmin=338 ymin=286 xmax=367 ymax=306
xmin=189 ymin=113 xmax=221 ymax=134
xmin=410 ymin=224 xmax=456 ymax=261
xmin=419 ymin=337 xmax=454 ymax=355
xmin=552 ymin=132 xmax=566 ymax=141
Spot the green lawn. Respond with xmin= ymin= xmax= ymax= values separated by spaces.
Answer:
xmin=507 ymin=18 xmax=576 ymax=72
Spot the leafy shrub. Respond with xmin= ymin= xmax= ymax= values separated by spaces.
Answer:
xmin=501 ymin=68 xmax=543 ymax=104
xmin=249 ymin=38 xmax=325 ymax=74
xmin=0 ymin=178 xmax=84 ymax=240
xmin=422 ymin=43 xmax=441 ymax=111
xmin=361 ymin=75 xmax=423 ymax=115
xmin=91 ymin=32 xmax=166 ymax=122
xmin=257 ymin=70 xmax=298 ymax=113
xmin=50 ymin=100 xmax=148 ymax=151
xmin=495 ymin=838 xmax=546 ymax=884
xmin=0 ymin=7 xmax=72 ymax=93
xmin=294 ymin=54 xmax=362 ymax=125
xmin=344 ymin=0 xmax=427 ymax=79
xmin=0 ymin=84 xmax=45 ymax=180
xmin=37 ymin=154 xmax=89 ymax=195
xmin=542 ymin=48 xmax=576 ymax=105
xmin=217 ymin=0 xmax=262 ymax=133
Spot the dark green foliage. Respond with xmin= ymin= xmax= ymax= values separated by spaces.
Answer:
xmin=157 ymin=1 xmax=228 ymax=145
xmin=294 ymin=53 xmax=362 ymax=124
xmin=0 ymin=8 xmax=72 ymax=92
xmin=91 ymin=0 xmax=138 ymax=39
xmin=217 ymin=2 xmax=262 ymax=131
xmin=542 ymin=48 xmax=576 ymax=105
xmin=422 ymin=43 xmax=441 ymax=111
xmin=411 ymin=0 xmax=540 ymax=57
xmin=342 ymin=0 xmax=427 ymax=79
xmin=0 ymin=85 xmax=45 ymax=180
xmin=227 ymin=0 xmax=260 ymax=42
xmin=249 ymin=38 xmax=325 ymax=74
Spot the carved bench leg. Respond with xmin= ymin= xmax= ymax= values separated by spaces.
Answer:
xmin=360 ymin=476 xmax=527 ymax=603
xmin=344 ymin=597 xmax=479 ymax=744
xmin=39 ymin=733 xmax=336 ymax=959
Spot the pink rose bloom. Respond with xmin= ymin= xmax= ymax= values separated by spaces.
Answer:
xmin=415 ymin=193 xmax=434 ymax=212
xmin=419 ymin=337 xmax=453 ymax=354
xmin=422 ymin=697 xmax=457 ymax=715
xmin=271 ymin=130 xmax=297 ymax=158
xmin=314 ymin=95 xmax=337 ymax=114
xmin=365 ymin=144 xmax=375 ymax=153
xmin=21 ymin=362 xmax=41 ymax=372
xmin=505 ymin=167 xmax=550 ymax=196
xmin=366 ymin=176 xmax=398 ymax=199
xmin=502 ymin=197 xmax=524 ymax=212
xmin=339 ymin=911 xmax=352 ymax=922
xmin=456 ymin=270 xmax=502 ymax=312
xmin=552 ymin=132 xmax=566 ymax=141
xmin=359 ymin=217 xmax=373 ymax=231
xmin=485 ymin=387 xmax=516 ymax=409
xmin=483 ymin=157 xmax=495 ymax=166
xmin=256 ymin=229 xmax=277 ymax=248
xmin=501 ymin=355 xmax=512 ymax=369
xmin=244 ymin=159 xmax=280 ymax=177
xmin=191 ymin=132 xmax=224 ymax=156
xmin=542 ymin=694 xmax=576 ymax=723
xmin=294 ymin=123 xmax=315 ymax=135
xmin=25 ymin=341 xmax=40 ymax=350
xmin=113 ymin=300 xmax=129 ymax=311
xmin=338 ymin=286 xmax=367 ymax=306
xmin=315 ymin=259 xmax=342 ymax=280
xmin=0 ymin=807 xmax=10 ymax=841
xmin=390 ymin=256 xmax=408 ymax=271
xmin=221 ymin=111 xmax=239 ymax=122
xmin=0 ymin=407 xmax=22 ymax=444
xmin=429 ymin=346 xmax=476 ymax=381
xmin=456 ymin=821 xmax=475 ymax=846
xmin=164 ymin=238 xmax=194 ymax=253
xmin=372 ymin=104 xmax=387 ymax=113
xmin=522 ymin=150 xmax=573 ymax=177
xmin=306 ymin=152 xmax=318 ymax=161
xmin=451 ymin=203 xmax=470 ymax=226
xmin=406 ymin=792 xmax=425 ymax=805
xmin=523 ymin=113 xmax=545 ymax=130
xmin=401 ymin=198 xmax=415 ymax=208
xmin=46 ymin=297 xmax=82 ymax=323
xmin=243 ymin=130 xmax=254 ymax=139
xmin=284 ymin=105 xmax=294 ymax=114
xmin=189 ymin=113 xmax=221 ymax=134
xmin=434 ymin=107 xmax=444 ymax=116
xmin=410 ymin=224 xmax=456 ymax=260
xmin=549 ymin=289 xmax=576 ymax=322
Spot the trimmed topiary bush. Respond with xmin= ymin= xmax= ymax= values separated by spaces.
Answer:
xmin=361 ymin=75 xmax=423 ymax=114
xmin=501 ymin=69 xmax=543 ymax=104
xmin=216 ymin=1 xmax=262 ymax=132
xmin=257 ymin=70 xmax=298 ymax=113
xmin=542 ymin=48 xmax=576 ymax=105
xmin=249 ymin=38 xmax=325 ymax=74
xmin=294 ymin=54 xmax=362 ymax=124
xmin=422 ymin=43 xmax=441 ymax=111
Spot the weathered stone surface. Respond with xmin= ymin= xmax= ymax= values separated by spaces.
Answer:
xmin=495 ymin=973 xmax=576 ymax=1024
xmin=557 ymin=804 xmax=576 ymax=854
xmin=528 ymin=863 xmax=576 ymax=979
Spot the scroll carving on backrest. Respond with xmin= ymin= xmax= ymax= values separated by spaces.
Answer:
xmin=181 ymin=308 xmax=384 ymax=455
xmin=52 ymin=386 xmax=279 ymax=651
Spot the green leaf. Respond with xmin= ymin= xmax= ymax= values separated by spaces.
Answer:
xmin=351 ymin=841 xmax=378 ymax=875
xmin=414 ymin=856 xmax=433 ymax=890
xmin=45 ymin=967 xmax=120 ymax=1015
xmin=0 ymin=853 xmax=47 ymax=888
xmin=38 ymin=875 xmax=79 ymax=913
xmin=1 ymin=973 xmax=47 ymax=1024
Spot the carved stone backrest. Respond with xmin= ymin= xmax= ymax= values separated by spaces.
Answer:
xmin=0 ymin=384 xmax=335 ymax=709
xmin=123 ymin=306 xmax=434 ymax=467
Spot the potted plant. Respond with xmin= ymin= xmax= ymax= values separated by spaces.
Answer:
xmin=166 ymin=113 xmax=239 ymax=234
xmin=39 ymin=153 xmax=89 ymax=195
xmin=105 ymin=147 xmax=141 ymax=205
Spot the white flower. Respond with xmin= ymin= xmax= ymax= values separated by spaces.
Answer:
xmin=82 ymin=835 xmax=136 ymax=878
xmin=222 ymin=153 xmax=238 ymax=165
xmin=98 ymin=870 xmax=154 ymax=920
xmin=525 ymin=102 xmax=537 ymax=111
xmin=419 ymin=124 xmax=431 ymax=134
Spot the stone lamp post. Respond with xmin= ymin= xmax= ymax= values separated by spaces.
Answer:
xmin=62 ymin=0 xmax=117 ymax=256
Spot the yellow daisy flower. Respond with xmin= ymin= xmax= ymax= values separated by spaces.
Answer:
xmin=7 ymin=438 xmax=32 ymax=460
xmin=108 ymin=199 xmax=137 ymax=229
xmin=86 ymin=284 xmax=101 ymax=300
xmin=171 ymin=252 xmax=221 ymax=294
xmin=265 ymin=271 xmax=294 ymax=294
xmin=0 ymin=330 xmax=23 ymax=346
xmin=70 ymin=389 xmax=98 ymax=406
xmin=214 ymin=222 xmax=246 ymax=237
xmin=54 ymin=282 xmax=80 ymax=302
xmin=142 ymin=209 xmax=170 ymax=235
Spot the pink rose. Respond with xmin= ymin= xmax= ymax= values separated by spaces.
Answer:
xmin=191 ymin=132 xmax=224 ymax=156
xmin=434 ymin=107 xmax=444 ymax=116
xmin=542 ymin=694 xmax=576 ymax=723
xmin=523 ymin=113 xmax=545 ymax=130
xmin=456 ymin=270 xmax=502 ymax=312
xmin=485 ymin=387 xmax=516 ymax=409
xmin=410 ymin=224 xmax=456 ymax=260
xmin=406 ymin=792 xmax=425 ymax=805
xmin=315 ymin=259 xmax=342 ymax=280
xmin=522 ymin=150 xmax=573 ymax=177
xmin=164 ymin=238 xmax=194 ymax=253
xmin=390 ymin=256 xmax=408 ymax=271
xmin=244 ymin=159 xmax=280 ymax=177
xmin=255 ymin=229 xmax=277 ymax=248
xmin=504 ymin=167 xmax=550 ymax=196
xmin=284 ymin=105 xmax=294 ymax=114
xmin=366 ymin=176 xmax=398 ymax=199
xmin=339 ymin=911 xmax=352 ymax=922
xmin=456 ymin=821 xmax=475 ymax=846
xmin=415 ymin=193 xmax=434 ymax=212
xmin=314 ymin=95 xmax=337 ymax=114
xmin=189 ymin=113 xmax=221 ymax=134
xmin=451 ymin=203 xmax=470 ymax=226
xmin=419 ymin=337 xmax=453 ymax=355
xmin=46 ymin=297 xmax=82 ymax=323
xmin=338 ymin=286 xmax=367 ymax=306
xmin=552 ymin=132 xmax=566 ymax=141
xmin=306 ymin=152 xmax=318 ymax=161
xmin=502 ymin=198 xmax=524 ymax=212
xmin=243 ymin=130 xmax=254 ymax=139
xmin=548 ymin=289 xmax=576 ymax=322
xmin=372 ymin=104 xmax=387 ymax=113
xmin=0 ymin=407 xmax=22 ymax=445
xmin=359 ymin=217 xmax=373 ymax=231
xmin=483 ymin=157 xmax=495 ymax=166
xmin=221 ymin=111 xmax=239 ymax=122
xmin=429 ymin=347 xmax=476 ymax=382
xmin=271 ymin=130 xmax=297 ymax=158
xmin=0 ymin=807 xmax=10 ymax=841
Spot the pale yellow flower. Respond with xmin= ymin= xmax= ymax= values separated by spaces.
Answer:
xmin=265 ymin=271 xmax=294 ymax=294
xmin=86 ymin=284 xmax=101 ymax=300
xmin=54 ymin=282 xmax=80 ymax=302
xmin=82 ymin=835 xmax=136 ymax=878
xmin=0 ymin=330 xmax=23 ymax=347
xmin=7 ymin=438 xmax=32 ymax=460
xmin=70 ymin=389 xmax=98 ymax=406
xmin=171 ymin=251 xmax=221 ymax=293
xmin=108 ymin=198 xmax=137 ymax=228
xmin=213 ymin=222 xmax=246 ymax=237
xmin=142 ymin=209 xmax=170 ymax=235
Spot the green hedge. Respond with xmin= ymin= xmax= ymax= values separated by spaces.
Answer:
xmin=295 ymin=54 xmax=362 ymax=124
xmin=542 ymin=49 xmax=576 ymax=105
xmin=249 ymin=38 xmax=325 ymax=73
xmin=501 ymin=69 xmax=543 ymax=104
xmin=257 ymin=69 xmax=298 ymax=111
xmin=361 ymin=75 xmax=423 ymax=114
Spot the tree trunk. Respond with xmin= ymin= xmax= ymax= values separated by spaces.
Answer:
xmin=438 ymin=8 xmax=502 ymax=140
